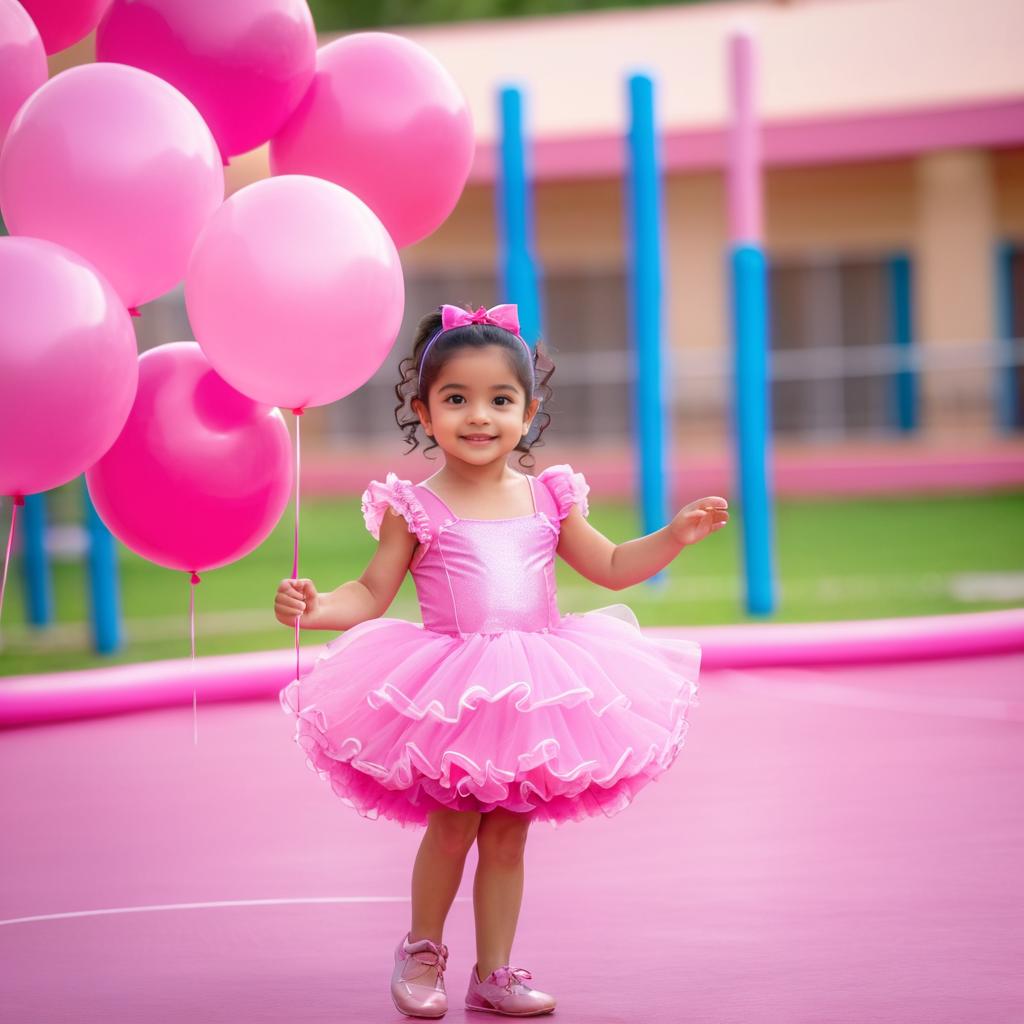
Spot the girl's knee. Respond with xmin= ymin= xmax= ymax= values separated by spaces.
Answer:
xmin=476 ymin=810 xmax=530 ymax=864
xmin=427 ymin=809 xmax=482 ymax=855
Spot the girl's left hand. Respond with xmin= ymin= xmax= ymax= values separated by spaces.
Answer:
xmin=670 ymin=497 xmax=729 ymax=546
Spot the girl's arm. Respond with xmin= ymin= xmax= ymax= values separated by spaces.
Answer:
xmin=277 ymin=507 xmax=418 ymax=631
xmin=556 ymin=497 xmax=729 ymax=591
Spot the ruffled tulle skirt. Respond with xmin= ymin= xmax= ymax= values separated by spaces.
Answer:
xmin=279 ymin=605 xmax=701 ymax=829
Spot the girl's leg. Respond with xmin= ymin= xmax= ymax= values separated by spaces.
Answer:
xmin=408 ymin=808 xmax=482 ymax=984
xmin=473 ymin=807 xmax=532 ymax=981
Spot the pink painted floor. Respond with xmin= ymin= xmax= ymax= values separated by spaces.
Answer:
xmin=2 ymin=651 xmax=1022 ymax=1023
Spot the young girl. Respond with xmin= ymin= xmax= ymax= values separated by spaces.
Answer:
xmin=275 ymin=303 xmax=728 ymax=1019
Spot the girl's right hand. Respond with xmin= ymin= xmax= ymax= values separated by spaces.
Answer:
xmin=275 ymin=578 xmax=319 ymax=627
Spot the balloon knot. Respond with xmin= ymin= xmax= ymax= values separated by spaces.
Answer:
xmin=292 ymin=407 xmax=305 ymax=416
xmin=190 ymin=572 xmax=201 ymax=586
xmin=128 ymin=307 xmax=141 ymax=318
xmin=12 ymin=494 xmax=25 ymax=507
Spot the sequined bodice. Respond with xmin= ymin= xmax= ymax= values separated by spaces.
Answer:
xmin=409 ymin=477 xmax=562 ymax=637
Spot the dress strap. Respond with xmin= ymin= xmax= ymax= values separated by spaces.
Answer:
xmin=530 ymin=473 xmax=560 ymax=520
xmin=411 ymin=484 xmax=456 ymax=527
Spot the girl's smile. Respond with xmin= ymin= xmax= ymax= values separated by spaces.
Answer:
xmin=414 ymin=346 xmax=540 ymax=464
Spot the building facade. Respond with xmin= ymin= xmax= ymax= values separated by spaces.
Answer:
xmin=121 ymin=0 xmax=1024 ymax=450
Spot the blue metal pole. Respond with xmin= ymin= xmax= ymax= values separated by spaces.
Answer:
xmin=625 ymin=73 xmax=670 ymax=586
xmin=730 ymin=246 xmax=775 ymax=615
xmin=20 ymin=492 xmax=52 ymax=626
xmin=994 ymin=241 xmax=1019 ymax=432
xmin=83 ymin=477 xmax=122 ymax=654
xmin=497 ymin=86 xmax=542 ymax=345
xmin=727 ymin=31 xmax=775 ymax=617
xmin=887 ymin=253 xmax=917 ymax=433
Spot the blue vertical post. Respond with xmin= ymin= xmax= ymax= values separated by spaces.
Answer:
xmin=728 ymin=31 xmax=775 ymax=616
xmin=995 ymin=241 xmax=1019 ymax=432
xmin=731 ymin=248 xmax=774 ymax=614
xmin=497 ymin=86 xmax=542 ymax=345
xmin=625 ymin=73 xmax=670 ymax=585
xmin=887 ymin=253 xmax=917 ymax=433
xmin=83 ymin=478 xmax=122 ymax=654
xmin=20 ymin=493 xmax=53 ymax=626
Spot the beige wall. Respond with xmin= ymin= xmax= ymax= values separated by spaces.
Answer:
xmin=398 ymin=0 xmax=1024 ymax=144
xmin=914 ymin=150 xmax=997 ymax=434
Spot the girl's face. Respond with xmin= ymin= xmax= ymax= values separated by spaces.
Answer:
xmin=413 ymin=345 xmax=540 ymax=465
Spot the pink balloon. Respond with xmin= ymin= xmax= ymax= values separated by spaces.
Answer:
xmin=269 ymin=32 xmax=475 ymax=249
xmin=0 ymin=236 xmax=137 ymax=497
xmin=85 ymin=343 xmax=293 ymax=574
xmin=0 ymin=0 xmax=46 ymax=144
xmin=18 ymin=0 xmax=109 ymax=54
xmin=96 ymin=0 xmax=316 ymax=160
xmin=0 ymin=63 xmax=224 ymax=311
xmin=185 ymin=174 xmax=404 ymax=410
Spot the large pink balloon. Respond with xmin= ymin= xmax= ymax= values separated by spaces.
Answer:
xmin=18 ymin=0 xmax=109 ymax=54
xmin=0 ymin=236 xmax=137 ymax=497
xmin=269 ymin=32 xmax=475 ymax=249
xmin=0 ymin=0 xmax=46 ymax=144
xmin=185 ymin=174 xmax=405 ymax=410
xmin=0 ymin=63 xmax=224 ymax=311
xmin=86 ymin=343 xmax=293 ymax=574
xmin=96 ymin=0 xmax=316 ymax=160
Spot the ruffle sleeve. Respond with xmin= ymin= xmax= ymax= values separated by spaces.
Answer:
xmin=360 ymin=472 xmax=433 ymax=549
xmin=537 ymin=464 xmax=591 ymax=520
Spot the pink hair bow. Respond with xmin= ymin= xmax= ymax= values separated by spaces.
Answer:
xmin=440 ymin=303 xmax=522 ymax=337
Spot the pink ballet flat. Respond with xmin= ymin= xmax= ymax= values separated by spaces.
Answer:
xmin=390 ymin=931 xmax=449 ymax=1018
xmin=465 ymin=963 xmax=556 ymax=1016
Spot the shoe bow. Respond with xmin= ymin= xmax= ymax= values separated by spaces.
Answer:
xmin=409 ymin=943 xmax=449 ymax=976
xmin=491 ymin=966 xmax=533 ymax=992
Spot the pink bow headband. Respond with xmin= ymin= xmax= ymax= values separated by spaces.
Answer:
xmin=417 ymin=304 xmax=534 ymax=395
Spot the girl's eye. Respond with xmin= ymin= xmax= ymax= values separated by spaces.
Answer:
xmin=445 ymin=395 xmax=514 ymax=406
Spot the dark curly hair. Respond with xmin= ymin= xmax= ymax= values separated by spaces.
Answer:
xmin=393 ymin=306 xmax=556 ymax=470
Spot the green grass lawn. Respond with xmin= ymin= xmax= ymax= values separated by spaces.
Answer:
xmin=2 ymin=488 xmax=1022 ymax=676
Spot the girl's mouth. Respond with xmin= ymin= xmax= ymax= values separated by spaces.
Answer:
xmin=462 ymin=435 xmax=497 ymax=444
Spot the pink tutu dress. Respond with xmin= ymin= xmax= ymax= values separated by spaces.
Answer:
xmin=279 ymin=464 xmax=701 ymax=829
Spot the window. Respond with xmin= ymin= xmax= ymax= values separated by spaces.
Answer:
xmin=768 ymin=254 xmax=900 ymax=439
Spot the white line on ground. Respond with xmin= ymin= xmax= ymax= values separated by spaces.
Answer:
xmin=0 ymin=895 xmax=472 ymax=928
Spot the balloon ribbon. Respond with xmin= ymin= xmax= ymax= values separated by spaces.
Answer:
xmin=292 ymin=409 xmax=304 ymax=707
xmin=190 ymin=571 xmax=200 ymax=745
xmin=0 ymin=496 xmax=24 ymax=624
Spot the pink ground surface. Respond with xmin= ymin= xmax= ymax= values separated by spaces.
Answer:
xmin=2 ymin=623 xmax=1022 ymax=1022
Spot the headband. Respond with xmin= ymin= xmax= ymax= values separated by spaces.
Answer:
xmin=417 ymin=303 xmax=534 ymax=396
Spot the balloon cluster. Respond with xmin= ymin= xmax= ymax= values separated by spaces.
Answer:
xmin=0 ymin=0 xmax=474 ymax=578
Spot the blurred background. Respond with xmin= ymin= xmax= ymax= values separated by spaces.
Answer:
xmin=3 ymin=0 xmax=1022 ymax=673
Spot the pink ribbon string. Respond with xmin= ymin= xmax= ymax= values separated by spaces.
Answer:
xmin=190 ymin=571 xmax=200 ymax=746
xmin=0 ymin=496 xmax=24 ymax=624
xmin=292 ymin=409 xmax=304 ymax=706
